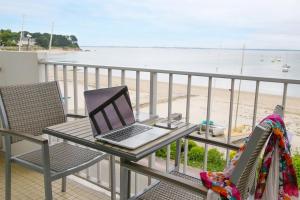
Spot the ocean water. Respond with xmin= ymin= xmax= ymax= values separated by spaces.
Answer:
xmin=44 ymin=47 xmax=300 ymax=97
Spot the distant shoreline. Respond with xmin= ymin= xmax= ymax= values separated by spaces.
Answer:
xmin=0 ymin=46 xmax=80 ymax=52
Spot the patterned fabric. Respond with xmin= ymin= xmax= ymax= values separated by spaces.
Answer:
xmin=200 ymin=172 xmax=240 ymax=200
xmin=200 ymin=114 xmax=299 ymax=200
xmin=255 ymin=114 xmax=298 ymax=199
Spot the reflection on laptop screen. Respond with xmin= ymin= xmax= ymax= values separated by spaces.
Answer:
xmin=84 ymin=86 xmax=135 ymax=136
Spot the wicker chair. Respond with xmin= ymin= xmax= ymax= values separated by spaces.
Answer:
xmin=127 ymin=105 xmax=283 ymax=200
xmin=0 ymin=81 xmax=108 ymax=200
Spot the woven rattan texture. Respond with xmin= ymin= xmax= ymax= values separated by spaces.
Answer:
xmin=18 ymin=142 xmax=104 ymax=172
xmin=0 ymin=81 xmax=66 ymax=142
xmin=136 ymin=171 xmax=204 ymax=200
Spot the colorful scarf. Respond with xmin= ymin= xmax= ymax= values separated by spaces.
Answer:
xmin=200 ymin=114 xmax=299 ymax=200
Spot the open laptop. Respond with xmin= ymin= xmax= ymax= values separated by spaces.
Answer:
xmin=84 ymin=86 xmax=170 ymax=149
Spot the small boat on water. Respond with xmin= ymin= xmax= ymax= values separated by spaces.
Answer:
xmin=282 ymin=64 xmax=291 ymax=72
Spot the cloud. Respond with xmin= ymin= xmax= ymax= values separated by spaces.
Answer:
xmin=0 ymin=0 xmax=299 ymax=48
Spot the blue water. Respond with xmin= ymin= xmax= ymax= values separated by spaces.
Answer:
xmin=43 ymin=47 xmax=300 ymax=97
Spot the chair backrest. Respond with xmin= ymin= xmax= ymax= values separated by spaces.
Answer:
xmin=229 ymin=105 xmax=283 ymax=199
xmin=0 ymin=81 xmax=66 ymax=143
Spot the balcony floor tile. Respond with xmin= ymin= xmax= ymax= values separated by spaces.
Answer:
xmin=0 ymin=152 xmax=110 ymax=200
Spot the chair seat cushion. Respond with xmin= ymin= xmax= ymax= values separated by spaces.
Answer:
xmin=136 ymin=171 xmax=204 ymax=200
xmin=16 ymin=142 xmax=105 ymax=172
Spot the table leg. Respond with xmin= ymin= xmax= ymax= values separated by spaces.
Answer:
xmin=174 ymin=139 xmax=181 ymax=171
xmin=120 ymin=158 xmax=131 ymax=200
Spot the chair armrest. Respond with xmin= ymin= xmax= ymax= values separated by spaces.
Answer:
xmin=66 ymin=113 xmax=87 ymax=119
xmin=187 ymin=135 xmax=240 ymax=151
xmin=0 ymin=128 xmax=48 ymax=144
xmin=123 ymin=161 xmax=208 ymax=196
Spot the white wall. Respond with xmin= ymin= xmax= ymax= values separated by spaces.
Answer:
xmin=0 ymin=51 xmax=40 ymax=86
xmin=0 ymin=51 xmax=41 ymax=153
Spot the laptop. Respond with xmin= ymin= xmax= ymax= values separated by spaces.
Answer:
xmin=84 ymin=86 xmax=170 ymax=149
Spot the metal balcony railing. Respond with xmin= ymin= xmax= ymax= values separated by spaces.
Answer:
xmin=39 ymin=60 xmax=300 ymax=196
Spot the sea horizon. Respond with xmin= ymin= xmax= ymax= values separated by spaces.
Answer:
xmin=79 ymin=45 xmax=300 ymax=52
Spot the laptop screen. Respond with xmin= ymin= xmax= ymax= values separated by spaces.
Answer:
xmin=84 ymin=86 xmax=135 ymax=136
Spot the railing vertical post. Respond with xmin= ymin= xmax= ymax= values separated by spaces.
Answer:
xmin=135 ymin=172 xmax=139 ymax=195
xmin=252 ymin=80 xmax=260 ymax=130
xmin=166 ymin=73 xmax=173 ymax=172
xmin=167 ymin=73 xmax=173 ymax=123
xmin=95 ymin=68 xmax=100 ymax=89
xmin=73 ymin=66 xmax=78 ymax=114
xmin=282 ymin=83 xmax=288 ymax=117
xmin=183 ymin=75 xmax=192 ymax=173
xmin=95 ymin=68 xmax=102 ymax=189
xmin=135 ymin=70 xmax=140 ymax=196
xmin=136 ymin=71 xmax=140 ymax=116
xmin=108 ymin=69 xmax=112 ymax=88
xmin=204 ymin=77 xmax=212 ymax=171
xmin=84 ymin=67 xmax=88 ymax=91
xmin=148 ymin=72 xmax=157 ymax=184
xmin=63 ymin=65 xmax=68 ymax=113
xmin=84 ymin=67 xmax=88 ymax=116
xmin=166 ymin=144 xmax=171 ymax=172
xmin=226 ymin=79 xmax=235 ymax=164
xmin=45 ymin=64 xmax=49 ymax=82
xmin=83 ymin=66 xmax=90 ymax=179
xmin=121 ymin=70 xmax=126 ymax=86
xmin=107 ymin=68 xmax=116 ymax=200
xmin=149 ymin=72 xmax=157 ymax=116
xmin=97 ymin=162 xmax=101 ymax=184
xmin=53 ymin=64 xmax=58 ymax=81
xmin=110 ymin=155 xmax=116 ymax=200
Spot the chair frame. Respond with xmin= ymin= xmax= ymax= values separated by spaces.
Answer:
xmin=124 ymin=105 xmax=283 ymax=200
xmin=0 ymin=82 xmax=108 ymax=200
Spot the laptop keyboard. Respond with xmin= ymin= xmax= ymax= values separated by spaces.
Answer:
xmin=102 ymin=124 xmax=152 ymax=142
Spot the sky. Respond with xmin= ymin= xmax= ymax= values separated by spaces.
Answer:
xmin=0 ymin=0 xmax=300 ymax=49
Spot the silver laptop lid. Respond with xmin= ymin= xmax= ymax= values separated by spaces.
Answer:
xmin=84 ymin=86 xmax=135 ymax=137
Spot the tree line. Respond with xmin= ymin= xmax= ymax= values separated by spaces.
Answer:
xmin=0 ymin=29 xmax=79 ymax=49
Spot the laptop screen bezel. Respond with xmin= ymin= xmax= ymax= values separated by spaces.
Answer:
xmin=85 ymin=86 xmax=136 ymax=137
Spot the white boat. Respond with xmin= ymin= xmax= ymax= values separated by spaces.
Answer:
xmin=282 ymin=64 xmax=291 ymax=68
xmin=282 ymin=64 xmax=291 ymax=72
xmin=282 ymin=67 xmax=289 ymax=72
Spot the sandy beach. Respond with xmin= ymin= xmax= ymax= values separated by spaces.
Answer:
xmin=51 ymin=69 xmax=300 ymax=151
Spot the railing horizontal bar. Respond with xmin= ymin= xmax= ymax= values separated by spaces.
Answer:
xmin=39 ymin=61 xmax=300 ymax=84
